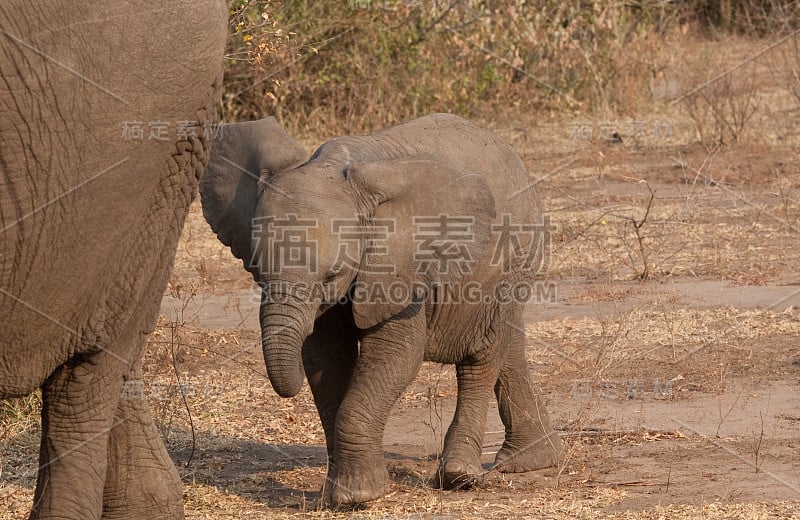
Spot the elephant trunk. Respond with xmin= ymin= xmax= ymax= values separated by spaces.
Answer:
xmin=259 ymin=289 xmax=315 ymax=398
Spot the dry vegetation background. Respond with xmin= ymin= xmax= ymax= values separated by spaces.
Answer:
xmin=3 ymin=1 xmax=800 ymax=519
xmin=224 ymin=0 xmax=800 ymax=138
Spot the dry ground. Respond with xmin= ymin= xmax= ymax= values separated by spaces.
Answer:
xmin=3 ymin=36 xmax=800 ymax=519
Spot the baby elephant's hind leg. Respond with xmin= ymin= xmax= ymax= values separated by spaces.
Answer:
xmin=434 ymin=358 xmax=500 ymax=490
xmin=493 ymin=330 xmax=562 ymax=473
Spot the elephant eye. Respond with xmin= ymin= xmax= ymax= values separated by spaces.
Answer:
xmin=323 ymin=270 xmax=340 ymax=284
xmin=341 ymin=167 xmax=349 ymax=179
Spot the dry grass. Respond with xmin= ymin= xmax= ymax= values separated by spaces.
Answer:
xmin=527 ymin=306 xmax=800 ymax=393
xmin=537 ymin=138 xmax=800 ymax=282
xmin=0 ymin=394 xmax=40 ymax=517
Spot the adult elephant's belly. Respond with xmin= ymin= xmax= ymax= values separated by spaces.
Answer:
xmin=0 ymin=0 xmax=226 ymax=397
xmin=0 ymin=137 xmax=172 ymax=395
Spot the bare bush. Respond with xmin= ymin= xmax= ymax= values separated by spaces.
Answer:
xmin=681 ymin=63 xmax=761 ymax=144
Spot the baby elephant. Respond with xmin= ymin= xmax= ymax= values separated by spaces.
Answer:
xmin=200 ymin=113 xmax=562 ymax=505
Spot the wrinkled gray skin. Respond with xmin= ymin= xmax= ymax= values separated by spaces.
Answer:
xmin=202 ymin=114 xmax=563 ymax=505
xmin=0 ymin=2 xmax=227 ymax=518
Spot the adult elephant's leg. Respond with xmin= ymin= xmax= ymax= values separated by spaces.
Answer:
xmin=301 ymin=306 xmax=358 ymax=482
xmin=493 ymin=313 xmax=562 ymax=472
xmin=103 ymin=359 xmax=183 ymax=520
xmin=434 ymin=356 xmax=500 ymax=490
xmin=30 ymin=350 xmax=126 ymax=520
xmin=327 ymin=310 xmax=426 ymax=506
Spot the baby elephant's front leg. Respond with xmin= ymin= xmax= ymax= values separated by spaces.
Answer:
xmin=326 ymin=313 xmax=426 ymax=506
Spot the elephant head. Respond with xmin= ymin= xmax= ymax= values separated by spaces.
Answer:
xmin=201 ymin=118 xmax=496 ymax=398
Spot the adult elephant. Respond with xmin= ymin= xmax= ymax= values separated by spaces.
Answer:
xmin=0 ymin=2 xmax=227 ymax=518
xmin=201 ymin=114 xmax=563 ymax=505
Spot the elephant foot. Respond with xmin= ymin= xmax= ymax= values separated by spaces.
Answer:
xmin=431 ymin=452 xmax=483 ymax=490
xmin=324 ymin=462 xmax=391 ymax=506
xmin=493 ymin=437 xmax=562 ymax=473
xmin=103 ymin=393 xmax=185 ymax=519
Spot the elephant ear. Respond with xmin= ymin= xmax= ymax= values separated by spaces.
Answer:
xmin=347 ymin=158 xmax=496 ymax=330
xmin=200 ymin=117 xmax=308 ymax=277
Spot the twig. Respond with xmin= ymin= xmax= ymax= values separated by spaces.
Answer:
xmin=169 ymin=323 xmax=196 ymax=467
xmin=632 ymin=182 xmax=656 ymax=280
xmin=408 ymin=0 xmax=460 ymax=46
xmin=752 ymin=411 xmax=765 ymax=473
xmin=666 ymin=465 xmax=672 ymax=494
xmin=556 ymin=427 xmax=682 ymax=439
xmin=593 ymin=480 xmax=660 ymax=487
xmin=716 ymin=392 xmax=741 ymax=438
xmin=232 ymin=27 xmax=355 ymax=99
xmin=606 ymin=180 xmax=656 ymax=280
xmin=165 ymin=284 xmax=198 ymax=467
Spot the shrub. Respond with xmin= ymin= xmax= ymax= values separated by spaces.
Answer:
xmin=221 ymin=0 xmax=799 ymax=137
